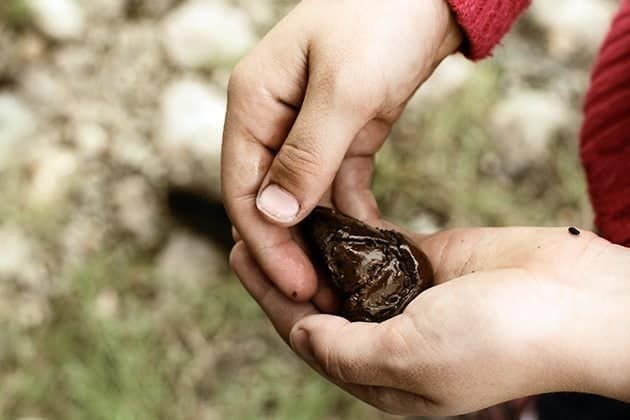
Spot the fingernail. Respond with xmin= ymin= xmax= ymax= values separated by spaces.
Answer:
xmin=291 ymin=328 xmax=315 ymax=363
xmin=257 ymin=184 xmax=299 ymax=223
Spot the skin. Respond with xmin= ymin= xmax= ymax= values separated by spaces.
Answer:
xmin=230 ymin=227 xmax=630 ymax=416
xmin=222 ymin=0 xmax=630 ymax=415
xmin=222 ymin=0 xmax=462 ymax=300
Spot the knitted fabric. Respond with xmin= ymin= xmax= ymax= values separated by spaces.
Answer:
xmin=580 ymin=0 xmax=630 ymax=247
xmin=446 ymin=0 xmax=531 ymax=59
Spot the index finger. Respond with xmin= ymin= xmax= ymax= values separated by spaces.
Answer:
xmin=221 ymin=14 xmax=318 ymax=300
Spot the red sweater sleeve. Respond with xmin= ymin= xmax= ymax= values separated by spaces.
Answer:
xmin=580 ymin=0 xmax=630 ymax=247
xmin=446 ymin=0 xmax=531 ymax=59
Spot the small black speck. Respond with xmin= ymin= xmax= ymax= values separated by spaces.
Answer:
xmin=292 ymin=291 xmax=298 ymax=299
xmin=568 ymin=227 xmax=581 ymax=236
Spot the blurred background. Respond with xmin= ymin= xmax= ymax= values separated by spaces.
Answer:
xmin=0 ymin=0 xmax=619 ymax=418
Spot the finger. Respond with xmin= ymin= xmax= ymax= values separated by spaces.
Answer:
xmin=333 ymin=145 xmax=382 ymax=224
xmin=311 ymin=282 xmax=339 ymax=314
xmin=290 ymin=313 xmax=427 ymax=390
xmin=222 ymin=16 xmax=319 ymax=301
xmin=229 ymin=241 xmax=318 ymax=342
xmin=231 ymin=226 xmax=241 ymax=243
xmin=333 ymin=118 xmax=395 ymax=224
xmin=256 ymin=66 xmax=377 ymax=226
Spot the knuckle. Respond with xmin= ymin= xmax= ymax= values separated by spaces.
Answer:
xmin=378 ymin=320 xmax=414 ymax=372
xmin=228 ymin=61 xmax=254 ymax=98
xmin=319 ymin=344 xmax=347 ymax=382
xmin=272 ymin=142 xmax=322 ymax=189
xmin=228 ymin=242 xmax=245 ymax=272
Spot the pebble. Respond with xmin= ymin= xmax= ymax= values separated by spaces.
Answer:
xmin=0 ymin=94 xmax=36 ymax=170
xmin=490 ymin=90 xmax=572 ymax=174
xmin=161 ymin=0 xmax=256 ymax=69
xmin=26 ymin=0 xmax=86 ymax=41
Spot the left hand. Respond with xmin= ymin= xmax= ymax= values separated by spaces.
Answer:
xmin=230 ymin=226 xmax=630 ymax=416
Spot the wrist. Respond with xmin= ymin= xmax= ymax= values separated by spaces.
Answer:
xmin=582 ymin=244 xmax=630 ymax=401
xmin=435 ymin=0 xmax=464 ymax=62
xmin=552 ymin=242 xmax=630 ymax=401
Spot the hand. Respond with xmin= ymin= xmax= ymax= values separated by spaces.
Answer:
xmin=221 ymin=0 xmax=463 ymax=300
xmin=230 ymin=226 xmax=630 ymax=416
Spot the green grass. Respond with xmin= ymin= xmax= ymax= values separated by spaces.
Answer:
xmin=0 ymin=252 xmax=391 ymax=420
xmin=374 ymin=61 xmax=591 ymax=230
xmin=1 ymin=0 xmax=30 ymax=29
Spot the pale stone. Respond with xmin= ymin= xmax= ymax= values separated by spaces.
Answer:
xmin=161 ymin=1 xmax=256 ymax=69
xmin=158 ymin=77 xmax=225 ymax=196
xmin=530 ymin=0 xmax=616 ymax=57
xmin=27 ymin=0 xmax=86 ymax=41
xmin=157 ymin=230 xmax=225 ymax=287
xmin=0 ymin=226 xmax=46 ymax=289
xmin=112 ymin=175 xmax=161 ymax=245
xmin=0 ymin=94 xmax=36 ymax=170
xmin=93 ymin=288 xmax=119 ymax=319
xmin=491 ymin=90 xmax=572 ymax=174
xmin=74 ymin=122 xmax=109 ymax=157
xmin=26 ymin=145 xmax=80 ymax=208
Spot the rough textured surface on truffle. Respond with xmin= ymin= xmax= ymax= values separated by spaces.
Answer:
xmin=301 ymin=206 xmax=434 ymax=323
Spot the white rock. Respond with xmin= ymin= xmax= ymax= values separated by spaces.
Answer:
xmin=161 ymin=1 xmax=256 ymax=69
xmin=530 ymin=0 xmax=616 ymax=57
xmin=158 ymin=78 xmax=226 ymax=195
xmin=74 ymin=122 xmax=109 ymax=157
xmin=490 ymin=90 xmax=572 ymax=174
xmin=0 ymin=94 xmax=36 ymax=170
xmin=111 ymin=132 xmax=165 ymax=181
xmin=93 ymin=288 xmax=119 ymax=319
xmin=27 ymin=0 xmax=86 ymax=41
xmin=0 ymin=226 xmax=46 ymax=289
xmin=20 ymin=67 xmax=69 ymax=116
xmin=112 ymin=175 xmax=161 ymax=245
xmin=26 ymin=145 xmax=80 ymax=208
xmin=157 ymin=230 xmax=225 ymax=287
xmin=59 ymin=213 xmax=107 ymax=268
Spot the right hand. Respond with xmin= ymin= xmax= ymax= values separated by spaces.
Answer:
xmin=222 ymin=0 xmax=463 ymax=300
xmin=231 ymin=226 xmax=630 ymax=415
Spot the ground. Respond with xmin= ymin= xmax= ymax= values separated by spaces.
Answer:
xmin=0 ymin=0 xmax=617 ymax=419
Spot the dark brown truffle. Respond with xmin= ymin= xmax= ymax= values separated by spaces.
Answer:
xmin=301 ymin=206 xmax=434 ymax=322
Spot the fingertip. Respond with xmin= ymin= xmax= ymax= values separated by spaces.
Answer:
xmin=228 ymin=240 xmax=246 ymax=272
xmin=256 ymin=183 xmax=301 ymax=225
xmin=231 ymin=226 xmax=242 ymax=243
xmin=294 ymin=314 xmax=349 ymax=337
xmin=312 ymin=282 xmax=340 ymax=314
xmin=290 ymin=328 xmax=315 ymax=363
xmin=289 ymin=271 xmax=320 ymax=302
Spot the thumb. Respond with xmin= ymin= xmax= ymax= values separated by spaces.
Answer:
xmin=290 ymin=314 xmax=421 ymax=388
xmin=256 ymin=70 xmax=375 ymax=225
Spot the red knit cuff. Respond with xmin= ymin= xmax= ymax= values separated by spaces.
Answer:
xmin=580 ymin=0 xmax=630 ymax=247
xmin=446 ymin=0 xmax=531 ymax=60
